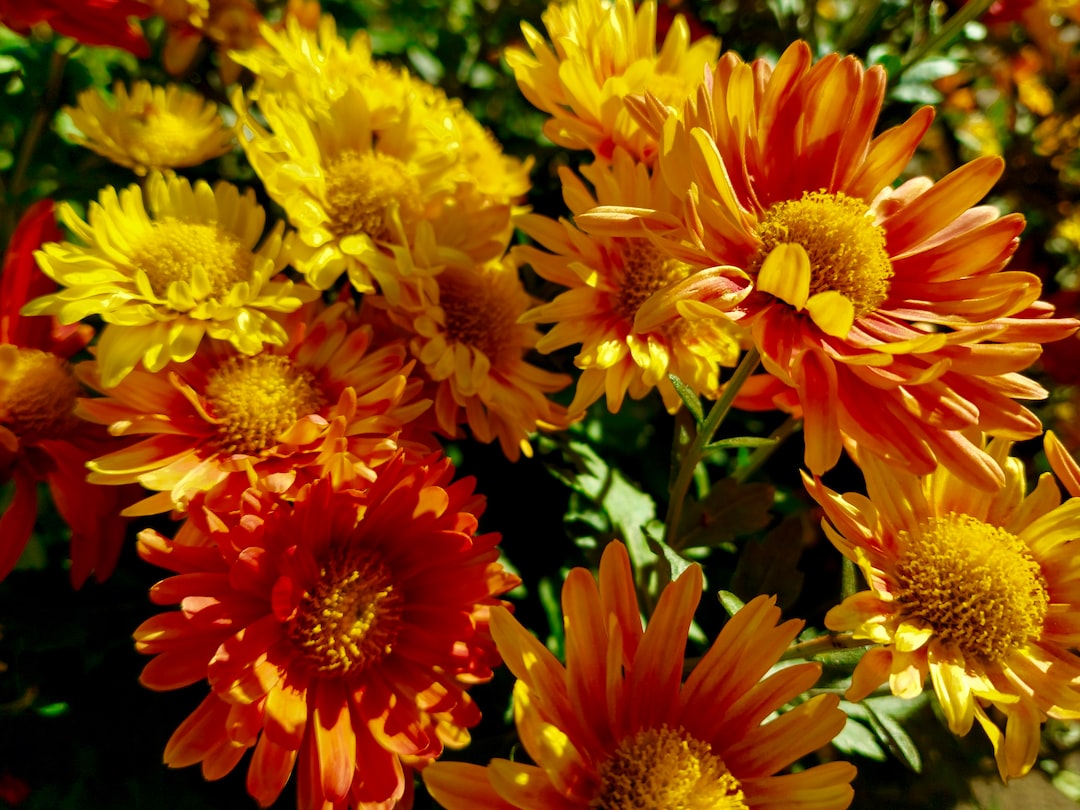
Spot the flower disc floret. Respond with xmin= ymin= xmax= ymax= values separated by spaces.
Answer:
xmin=0 ymin=346 xmax=81 ymax=444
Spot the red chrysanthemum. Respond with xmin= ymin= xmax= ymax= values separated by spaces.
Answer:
xmin=134 ymin=451 xmax=521 ymax=808
xmin=0 ymin=0 xmax=150 ymax=57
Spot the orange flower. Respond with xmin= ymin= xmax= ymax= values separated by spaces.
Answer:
xmin=75 ymin=299 xmax=432 ymax=516
xmin=423 ymin=541 xmax=855 ymax=809
xmin=0 ymin=0 xmax=150 ymax=56
xmin=580 ymin=41 xmax=1078 ymax=490
xmin=0 ymin=201 xmax=135 ymax=586
xmin=134 ymin=452 xmax=521 ymax=808
xmin=804 ymin=433 xmax=1080 ymax=780
xmin=149 ymin=0 xmax=265 ymax=85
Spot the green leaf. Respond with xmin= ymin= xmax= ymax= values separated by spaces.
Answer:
xmin=668 ymin=373 xmax=704 ymax=424
xmin=705 ymin=436 xmax=778 ymax=450
xmin=717 ymin=590 xmax=746 ymax=618
xmin=728 ymin=516 xmax=804 ymax=609
xmin=676 ymin=477 xmax=774 ymax=550
xmin=863 ymin=699 xmax=923 ymax=773
xmin=832 ymin=714 xmax=887 ymax=762
xmin=646 ymin=529 xmax=693 ymax=583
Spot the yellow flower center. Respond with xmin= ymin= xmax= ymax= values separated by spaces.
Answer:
xmin=204 ymin=354 xmax=325 ymax=455
xmin=592 ymin=725 xmax=747 ymax=810
xmin=614 ymin=239 xmax=693 ymax=323
xmin=439 ymin=270 xmax=517 ymax=365
xmin=131 ymin=217 xmax=254 ymax=299
xmin=324 ymin=150 xmax=422 ymax=241
xmin=0 ymin=347 xmax=82 ymax=443
xmin=288 ymin=547 xmax=404 ymax=675
xmin=894 ymin=512 xmax=1049 ymax=664
xmin=752 ymin=191 xmax=893 ymax=317
xmin=122 ymin=108 xmax=208 ymax=169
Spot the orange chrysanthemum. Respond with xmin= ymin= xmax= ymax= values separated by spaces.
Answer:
xmin=135 ymin=452 xmax=521 ymax=809
xmin=374 ymin=252 xmax=570 ymax=460
xmin=579 ymin=40 xmax=1078 ymax=490
xmin=517 ymin=148 xmax=747 ymax=415
xmin=75 ymin=300 xmax=432 ymax=515
xmin=0 ymin=201 xmax=135 ymax=586
xmin=804 ymin=433 xmax=1080 ymax=780
xmin=423 ymin=541 xmax=855 ymax=809
xmin=505 ymin=0 xmax=719 ymax=162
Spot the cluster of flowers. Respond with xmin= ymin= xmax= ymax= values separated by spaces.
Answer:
xmin=4 ymin=0 xmax=1080 ymax=808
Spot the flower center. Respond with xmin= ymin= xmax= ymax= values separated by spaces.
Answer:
xmin=894 ymin=512 xmax=1049 ymax=665
xmin=752 ymin=191 xmax=893 ymax=317
xmin=591 ymin=725 xmax=747 ymax=810
xmin=614 ymin=239 xmax=693 ymax=323
xmin=288 ymin=547 xmax=404 ymax=675
xmin=324 ymin=150 xmax=422 ymax=241
xmin=123 ymin=108 xmax=207 ymax=168
xmin=0 ymin=346 xmax=82 ymax=443
xmin=131 ymin=217 xmax=254 ymax=299
xmin=204 ymin=354 xmax=325 ymax=455
xmin=439 ymin=269 xmax=516 ymax=364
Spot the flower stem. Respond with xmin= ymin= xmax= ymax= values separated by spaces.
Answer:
xmin=894 ymin=0 xmax=995 ymax=82
xmin=779 ymin=632 xmax=872 ymax=662
xmin=664 ymin=346 xmax=761 ymax=550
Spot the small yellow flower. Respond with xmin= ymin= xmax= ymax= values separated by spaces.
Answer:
xmin=64 ymin=81 xmax=234 ymax=176
xmin=25 ymin=172 xmax=318 ymax=388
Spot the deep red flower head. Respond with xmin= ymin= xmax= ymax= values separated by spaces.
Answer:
xmin=0 ymin=0 xmax=151 ymax=57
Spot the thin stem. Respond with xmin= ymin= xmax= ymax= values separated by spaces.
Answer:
xmin=893 ymin=0 xmax=994 ymax=82
xmin=733 ymin=414 xmax=802 ymax=484
xmin=778 ymin=632 xmax=872 ymax=662
xmin=664 ymin=346 xmax=761 ymax=550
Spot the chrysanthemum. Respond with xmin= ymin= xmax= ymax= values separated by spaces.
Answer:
xmin=63 ymin=80 xmax=234 ymax=175
xmin=0 ymin=0 xmax=150 ymax=56
xmin=505 ymin=0 xmax=719 ymax=163
xmin=375 ymin=252 xmax=570 ymax=461
xmin=580 ymin=40 xmax=1078 ymax=490
xmin=803 ymin=434 xmax=1080 ymax=780
xmin=517 ymin=148 xmax=747 ymax=415
xmin=424 ymin=541 xmax=855 ymax=808
xmin=74 ymin=300 xmax=432 ymax=515
xmin=134 ymin=452 xmax=521 ymax=809
xmin=148 ymin=0 xmax=265 ymax=85
xmin=0 ymin=201 xmax=135 ymax=586
xmin=25 ymin=172 xmax=316 ymax=388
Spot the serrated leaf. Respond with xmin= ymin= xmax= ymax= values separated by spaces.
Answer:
xmin=676 ymin=477 xmax=774 ymax=551
xmin=727 ymin=516 xmax=804 ymax=609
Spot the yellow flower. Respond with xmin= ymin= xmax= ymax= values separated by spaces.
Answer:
xmin=423 ymin=541 xmax=855 ymax=809
xmin=505 ymin=0 xmax=719 ymax=162
xmin=25 ymin=172 xmax=317 ymax=388
xmin=804 ymin=433 xmax=1080 ymax=780
xmin=517 ymin=148 xmax=747 ymax=415
xmin=376 ymin=251 xmax=570 ymax=461
xmin=63 ymin=81 xmax=234 ymax=176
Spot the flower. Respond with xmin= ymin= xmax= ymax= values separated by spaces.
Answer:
xmin=579 ymin=40 xmax=1079 ymax=490
xmin=75 ymin=299 xmax=432 ymax=515
xmin=134 ymin=452 xmax=521 ymax=809
xmin=148 ymin=0 xmax=265 ymax=85
xmin=0 ymin=0 xmax=150 ymax=57
xmin=505 ymin=0 xmax=720 ymax=162
xmin=423 ymin=541 xmax=856 ymax=809
xmin=804 ymin=433 xmax=1080 ymax=780
xmin=375 ymin=252 xmax=570 ymax=460
xmin=517 ymin=148 xmax=747 ymax=415
xmin=0 ymin=201 xmax=135 ymax=586
xmin=63 ymin=80 xmax=234 ymax=175
xmin=25 ymin=172 xmax=317 ymax=388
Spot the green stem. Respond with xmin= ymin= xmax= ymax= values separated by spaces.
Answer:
xmin=778 ymin=632 xmax=872 ymax=662
xmin=664 ymin=346 xmax=761 ymax=550
xmin=893 ymin=0 xmax=995 ymax=82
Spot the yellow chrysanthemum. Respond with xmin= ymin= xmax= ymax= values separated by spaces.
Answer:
xmin=505 ymin=0 xmax=719 ymax=162
xmin=375 ymin=252 xmax=570 ymax=461
xmin=803 ymin=433 xmax=1080 ymax=780
xmin=25 ymin=172 xmax=317 ymax=388
xmin=518 ymin=148 xmax=747 ymax=415
xmin=424 ymin=541 xmax=856 ymax=809
xmin=63 ymin=80 xmax=234 ymax=175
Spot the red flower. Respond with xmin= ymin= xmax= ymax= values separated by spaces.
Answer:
xmin=0 ymin=201 xmax=135 ymax=586
xmin=0 ymin=0 xmax=151 ymax=57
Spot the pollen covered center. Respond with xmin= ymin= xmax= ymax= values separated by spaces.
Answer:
xmin=592 ymin=725 xmax=747 ymax=810
xmin=122 ymin=108 xmax=205 ymax=168
xmin=0 ymin=346 xmax=82 ymax=443
xmin=614 ymin=238 xmax=693 ymax=322
xmin=205 ymin=354 xmax=325 ymax=455
xmin=894 ymin=512 xmax=1049 ymax=664
xmin=438 ymin=268 xmax=516 ymax=364
xmin=324 ymin=150 xmax=423 ymax=241
xmin=288 ymin=547 xmax=404 ymax=675
xmin=752 ymin=191 xmax=893 ymax=317
xmin=131 ymin=217 xmax=255 ymax=299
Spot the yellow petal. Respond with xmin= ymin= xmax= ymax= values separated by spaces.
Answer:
xmin=806 ymin=290 xmax=856 ymax=338
xmin=757 ymin=242 xmax=811 ymax=309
